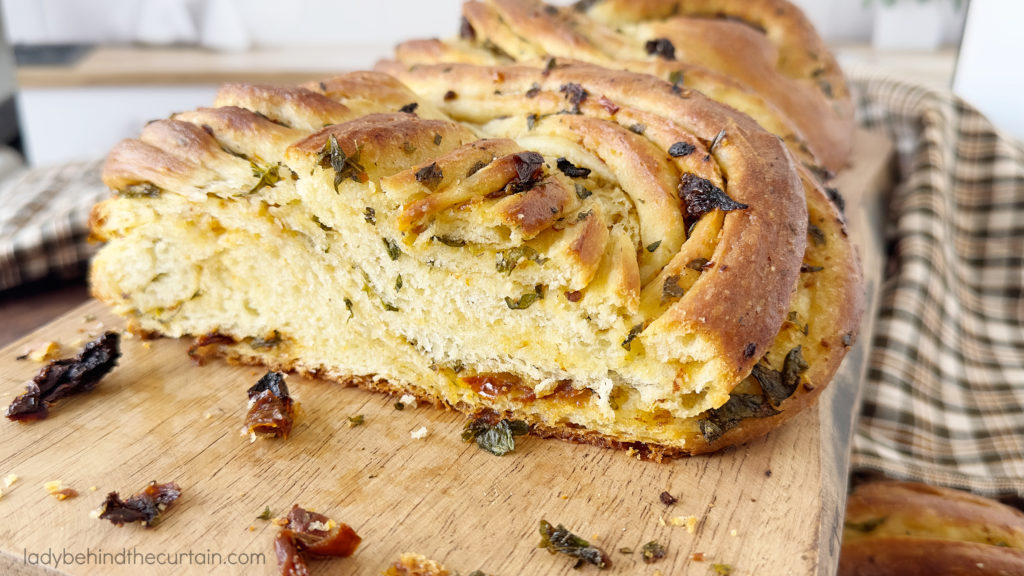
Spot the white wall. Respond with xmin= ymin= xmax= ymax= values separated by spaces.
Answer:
xmin=954 ymin=0 xmax=1024 ymax=141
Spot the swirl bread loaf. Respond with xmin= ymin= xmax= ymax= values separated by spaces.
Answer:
xmin=395 ymin=0 xmax=854 ymax=175
xmin=841 ymin=481 xmax=1024 ymax=575
xmin=89 ymin=60 xmax=861 ymax=457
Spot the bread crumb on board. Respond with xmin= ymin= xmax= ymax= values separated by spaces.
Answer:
xmin=410 ymin=426 xmax=429 ymax=439
xmin=20 ymin=341 xmax=62 ymax=362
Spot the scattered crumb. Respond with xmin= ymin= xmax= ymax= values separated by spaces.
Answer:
xmin=83 ymin=314 xmax=96 ymax=323
xmin=4 ymin=473 xmax=18 ymax=488
xmin=399 ymin=393 xmax=417 ymax=409
xmin=691 ymin=552 xmax=705 ymax=561
xmin=668 ymin=515 xmax=699 ymax=533
xmin=272 ymin=517 xmax=289 ymax=527
xmin=25 ymin=341 xmax=62 ymax=362
xmin=88 ymin=508 xmax=102 ymax=519
xmin=659 ymin=490 xmax=678 ymax=505
xmin=248 ymin=525 xmax=255 ymax=531
xmin=653 ymin=571 xmax=664 ymax=576
xmin=560 ymin=494 xmax=568 ymax=500
xmin=730 ymin=529 xmax=738 ymax=537
xmin=658 ymin=515 xmax=666 ymax=527
xmin=44 ymin=481 xmax=78 ymax=500
xmin=203 ymin=412 xmax=214 ymax=420
xmin=89 ymin=486 xmax=97 ymax=491
xmin=410 ymin=426 xmax=428 ymax=440
xmin=626 ymin=447 xmax=637 ymax=458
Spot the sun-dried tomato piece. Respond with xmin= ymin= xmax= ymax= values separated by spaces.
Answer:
xmin=245 ymin=371 xmax=295 ymax=440
xmin=275 ymin=505 xmax=361 ymax=576
xmin=187 ymin=332 xmax=236 ymax=365
xmin=5 ymin=332 xmax=121 ymax=422
xmin=98 ymin=481 xmax=181 ymax=527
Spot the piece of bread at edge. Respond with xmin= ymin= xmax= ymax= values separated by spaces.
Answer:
xmin=840 ymin=481 xmax=1024 ymax=575
xmin=89 ymin=63 xmax=862 ymax=457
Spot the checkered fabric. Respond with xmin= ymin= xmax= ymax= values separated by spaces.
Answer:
xmin=0 ymin=156 xmax=107 ymax=292
xmin=847 ymin=66 xmax=1024 ymax=497
xmin=0 ymin=68 xmax=1021 ymax=497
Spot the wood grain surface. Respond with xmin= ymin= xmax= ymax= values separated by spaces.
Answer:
xmin=0 ymin=130 xmax=892 ymax=576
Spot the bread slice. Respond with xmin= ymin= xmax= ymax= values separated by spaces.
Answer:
xmin=89 ymin=63 xmax=861 ymax=457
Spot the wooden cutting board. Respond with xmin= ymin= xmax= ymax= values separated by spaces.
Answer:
xmin=0 ymin=130 xmax=891 ymax=576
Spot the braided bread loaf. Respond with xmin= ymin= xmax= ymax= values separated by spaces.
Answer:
xmin=395 ymin=0 xmax=853 ymax=176
xmin=90 ymin=60 xmax=860 ymax=456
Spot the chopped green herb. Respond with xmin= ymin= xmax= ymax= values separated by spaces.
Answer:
xmin=845 ymin=517 xmax=886 ymax=533
xmin=621 ymin=323 xmax=644 ymax=351
xmin=618 ymin=547 xmax=634 ymax=555
xmin=415 ymin=162 xmax=444 ymax=190
xmin=538 ymin=519 xmax=610 ymax=569
xmin=496 ymin=245 xmax=546 ymax=274
xmin=559 ymin=82 xmax=588 ymax=114
xmin=712 ymin=563 xmax=733 ymax=575
xmin=669 ymin=141 xmax=696 ymax=157
xmin=687 ymin=257 xmax=710 ymax=271
xmin=347 ymin=414 xmax=365 ymax=428
xmin=317 ymin=134 xmax=366 ymax=190
xmin=257 ymin=507 xmax=273 ymax=521
xmin=466 ymin=160 xmax=488 ymax=178
xmin=505 ymin=291 xmax=539 ymax=310
xmin=433 ymin=235 xmax=467 ymax=247
xmin=120 ymin=183 xmax=161 ymax=198
xmin=646 ymin=240 xmax=662 ymax=253
xmin=698 ymin=393 xmax=780 ymax=444
xmin=628 ymin=123 xmax=646 ymax=135
xmin=402 ymin=141 xmax=417 ymax=154
xmin=556 ymin=157 xmax=592 ymax=179
xmin=311 ymin=215 xmax=333 ymax=232
xmin=434 ymin=133 xmax=443 ymax=146
xmin=641 ymin=541 xmax=666 ymax=564
xmin=344 ymin=297 xmax=354 ymax=320
xmin=363 ymin=206 xmax=376 ymax=225
xmin=463 ymin=416 xmax=530 ymax=456
xmin=395 ymin=274 xmax=403 ymax=291
xmin=248 ymin=162 xmax=281 ymax=194
xmin=662 ymin=275 xmax=685 ymax=302
xmin=645 ymin=38 xmax=676 ymax=60
xmin=382 ymin=301 xmax=399 ymax=312
xmin=808 ymin=222 xmax=827 ymax=246
xmin=383 ymin=237 xmax=402 ymax=260
xmin=575 ymin=183 xmax=593 ymax=200
xmin=250 ymin=331 xmax=282 ymax=349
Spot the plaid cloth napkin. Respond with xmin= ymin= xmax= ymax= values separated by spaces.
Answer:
xmin=0 ymin=156 xmax=106 ymax=291
xmin=848 ymin=67 xmax=1024 ymax=497
xmin=1 ymin=69 xmax=1021 ymax=497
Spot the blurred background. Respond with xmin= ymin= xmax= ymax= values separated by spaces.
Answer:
xmin=0 ymin=0 xmax=1018 ymax=168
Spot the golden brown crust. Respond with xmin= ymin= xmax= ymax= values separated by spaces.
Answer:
xmin=399 ymin=0 xmax=852 ymax=174
xmin=841 ymin=481 xmax=1024 ymax=576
